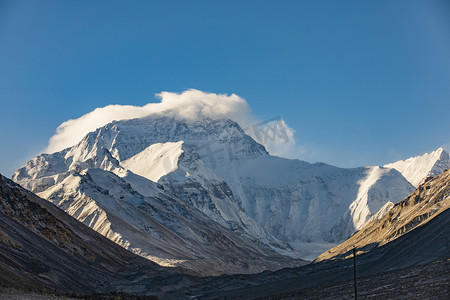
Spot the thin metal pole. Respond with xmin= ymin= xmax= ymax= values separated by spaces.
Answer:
xmin=353 ymin=247 xmax=358 ymax=300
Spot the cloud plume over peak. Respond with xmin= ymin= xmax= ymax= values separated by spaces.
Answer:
xmin=45 ymin=89 xmax=301 ymax=159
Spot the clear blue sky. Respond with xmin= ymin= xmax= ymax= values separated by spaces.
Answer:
xmin=1 ymin=0 xmax=450 ymax=177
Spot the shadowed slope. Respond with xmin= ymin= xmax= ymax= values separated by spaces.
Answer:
xmin=0 ymin=174 xmax=196 ymax=296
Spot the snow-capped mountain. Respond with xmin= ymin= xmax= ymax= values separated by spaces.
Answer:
xmin=14 ymin=116 xmax=416 ymax=263
xmin=316 ymin=168 xmax=450 ymax=265
xmin=384 ymin=147 xmax=450 ymax=188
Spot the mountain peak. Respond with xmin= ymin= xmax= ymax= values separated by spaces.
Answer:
xmin=436 ymin=146 xmax=448 ymax=159
xmin=89 ymin=116 xmax=268 ymax=163
xmin=384 ymin=147 xmax=450 ymax=188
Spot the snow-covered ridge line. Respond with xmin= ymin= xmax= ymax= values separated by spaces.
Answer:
xmin=384 ymin=147 xmax=450 ymax=188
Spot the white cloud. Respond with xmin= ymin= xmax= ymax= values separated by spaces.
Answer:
xmin=45 ymin=89 xmax=302 ymax=159
xmin=46 ymin=104 xmax=154 ymax=154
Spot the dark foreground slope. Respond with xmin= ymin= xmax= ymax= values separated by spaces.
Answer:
xmin=165 ymin=170 xmax=450 ymax=299
xmin=267 ymin=259 xmax=449 ymax=300
xmin=0 ymin=174 xmax=197 ymax=297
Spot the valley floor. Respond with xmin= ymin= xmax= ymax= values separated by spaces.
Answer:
xmin=265 ymin=259 xmax=450 ymax=300
xmin=0 ymin=289 xmax=160 ymax=300
xmin=0 ymin=289 xmax=76 ymax=300
xmin=1 ymin=259 xmax=448 ymax=299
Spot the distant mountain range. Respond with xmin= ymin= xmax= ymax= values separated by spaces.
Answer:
xmin=13 ymin=116 xmax=450 ymax=269
xmin=3 ymin=168 xmax=449 ymax=298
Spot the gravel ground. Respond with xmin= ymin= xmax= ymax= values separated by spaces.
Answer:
xmin=0 ymin=289 xmax=76 ymax=300
xmin=268 ymin=259 xmax=450 ymax=300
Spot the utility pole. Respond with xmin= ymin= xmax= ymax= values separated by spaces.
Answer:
xmin=353 ymin=247 xmax=358 ymax=300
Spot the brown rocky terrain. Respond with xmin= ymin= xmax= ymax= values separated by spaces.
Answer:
xmin=0 ymin=174 xmax=197 ymax=297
